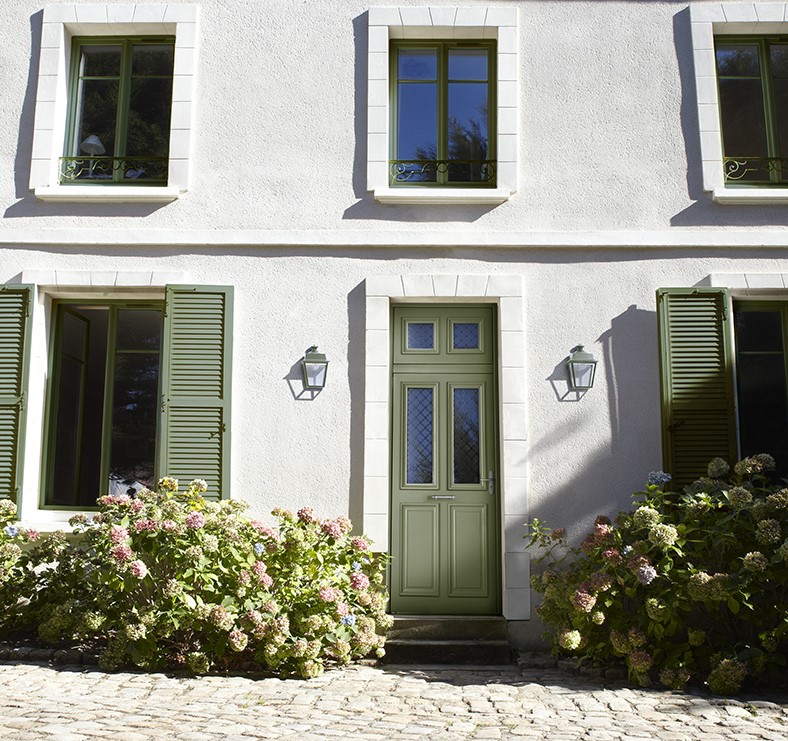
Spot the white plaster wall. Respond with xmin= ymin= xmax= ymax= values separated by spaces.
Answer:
xmin=0 ymin=0 xmax=783 ymax=231
xmin=6 ymin=246 xmax=788 ymax=540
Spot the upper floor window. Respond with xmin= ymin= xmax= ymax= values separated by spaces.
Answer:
xmin=62 ymin=37 xmax=174 ymax=186
xmin=391 ymin=41 xmax=495 ymax=188
xmin=716 ymin=38 xmax=788 ymax=186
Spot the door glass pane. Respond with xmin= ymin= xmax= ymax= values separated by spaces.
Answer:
xmin=453 ymin=388 xmax=480 ymax=484
xmin=453 ymin=322 xmax=479 ymax=350
xmin=407 ymin=322 xmax=435 ymax=350
xmin=108 ymin=310 xmax=163 ymax=493
xmin=406 ymin=388 xmax=434 ymax=484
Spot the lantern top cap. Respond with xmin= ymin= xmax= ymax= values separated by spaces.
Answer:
xmin=570 ymin=345 xmax=597 ymax=363
xmin=304 ymin=346 xmax=327 ymax=363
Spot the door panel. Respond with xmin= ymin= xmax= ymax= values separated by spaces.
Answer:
xmin=390 ymin=305 xmax=500 ymax=615
xmin=400 ymin=504 xmax=440 ymax=595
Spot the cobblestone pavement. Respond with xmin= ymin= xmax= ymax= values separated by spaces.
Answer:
xmin=0 ymin=661 xmax=785 ymax=740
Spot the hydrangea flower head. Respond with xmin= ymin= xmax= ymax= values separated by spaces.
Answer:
xmin=188 ymin=478 xmax=208 ymax=492
xmin=349 ymin=572 xmax=370 ymax=591
xmin=297 ymin=507 xmax=318 ymax=524
xmin=341 ymin=614 xmax=356 ymax=626
xmin=112 ymin=544 xmax=133 ymax=562
xmin=109 ymin=525 xmax=129 ymax=544
xmin=3 ymin=524 xmax=19 ymax=538
xmin=707 ymin=457 xmax=730 ymax=479
xmin=129 ymin=560 xmax=148 ymax=579
xmin=557 ymin=629 xmax=582 ymax=651
xmin=648 ymin=523 xmax=678 ymax=548
xmin=350 ymin=537 xmax=370 ymax=551
xmin=647 ymin=470 xmax=672 ymax=487
xmin=321 ymin=520 xmax=343 ymax=539
xmin=254 ymin=542 xmax=265 ymax=555
xmin=636 ymin=565 xmax=657 ymax=585
xmin=185 ymin=511 xmax=206 ymax=530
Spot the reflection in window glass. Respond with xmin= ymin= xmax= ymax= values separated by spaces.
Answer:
xmin=453 ymin=388 xmax=480 ymax=484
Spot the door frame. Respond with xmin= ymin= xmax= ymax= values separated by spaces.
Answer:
xmin=362 ymin=274 xmax=530 ymax=620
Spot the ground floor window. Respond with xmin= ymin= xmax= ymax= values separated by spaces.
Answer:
xmin=44 ymin=303 xmax=163 ymax=508
xmin=733 ymin=303 xmax=788 ymax=476
xmin=658 ymin=288 xmax=788 ymax=484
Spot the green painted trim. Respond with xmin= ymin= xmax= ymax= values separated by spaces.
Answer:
xmin=656 ymin=288 xmax=737 ymax=485
xmin=389 ymin=40 xmax=497 ymax=188
xmin=0 ymin=286 xmax=33 ymax=503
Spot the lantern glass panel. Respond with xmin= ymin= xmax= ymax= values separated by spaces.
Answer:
xmin=304 ymin=361 xmax=327 ymax=389
xmin=571 ymin=362 xmax=595 ymax=389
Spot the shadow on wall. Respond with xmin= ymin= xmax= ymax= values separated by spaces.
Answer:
xmin=531 ymin=304 xmax=660 ymax=546
xmin=669 ymin=7 xmax=788 ymax=227
xmin=5 ymin=11 xmax=168 ymax=219
xmin=346 ymin=282 xmax=367 ymax=532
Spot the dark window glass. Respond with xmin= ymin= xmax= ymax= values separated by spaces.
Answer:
xmin=716 ymin=45 xmax=761 ymax=76
xmin=397 ymin=83 xmax=438 ymax=163
xmin=718 ymin=79 xmax=768 ymax=156
xmin=47 ymin=305 xmax=162 ymax=507
xmin=734 ymin=307 xmax=788 ymax=477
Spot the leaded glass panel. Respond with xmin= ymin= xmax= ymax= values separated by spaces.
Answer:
xmin=407 ymin=322 xmax=435 ymax=350
xmin=406 ymin=387 xmax=434 ymax=484
xmin=453 ymin=322 xmax=480 ymax=350
xmin=453 ymin=387 xmax=480 ymax=484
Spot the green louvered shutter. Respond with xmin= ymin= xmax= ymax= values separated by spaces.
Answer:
xmin=0 ymin=286 xmax=32 ymax=502
xmin=159 ymin=286 xmax=233 ymax=500
xmin=657 ymin=288 xmax=738 ymax=486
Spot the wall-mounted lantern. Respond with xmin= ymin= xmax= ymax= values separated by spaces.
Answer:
xmin=301 ymin=346 xmax=329 ymax=390
xmin=567 ymin=345 xmax=598 ymax=390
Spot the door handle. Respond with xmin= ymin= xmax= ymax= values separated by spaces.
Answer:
xmin=429 ymin=495 xmax=456 ymax=500
xmin=480 ymin=470 xmax=494 ymax=496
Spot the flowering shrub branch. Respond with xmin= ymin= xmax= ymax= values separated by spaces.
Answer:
xmin=0 ymin=479 xmax=390 ymax=679
xmin=527 ymin=455 xmax=787 ymax=694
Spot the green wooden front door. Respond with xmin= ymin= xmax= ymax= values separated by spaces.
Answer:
xmin=390 ymin=305 xmax=500 ymax=615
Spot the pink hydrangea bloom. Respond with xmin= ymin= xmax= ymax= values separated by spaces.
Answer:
xmin=129 ymin=560 xmax=148 ymax=579
xmin=161 ymin=519 xmax=178 ymax=532
xmin=297 ymin=507 xmax=317 ymax=524
xmin=336 ymin=602 xmax=350 ymax=616
xmin=250 ymin=521 xmax=280 ymax=539
xmin=130 ymin=498 xmax=145 ymax=513
xmin=252 ymin=560 xmax=267 ymax=576
xmin=319 ymin=586 xmax=340 ymax=602
xmin=602 ymin=548 xmax=622 ymax=564
xmin=350 ymin=572 xmax=370 ymax=591
xmin=112 ymin=544 xmax=133 ymax=562
xmin=185 ymin=511 xmax=206 ymax=529
xmin=24 ymin=528 xmax=40 ymax=542
xmin=350 ymin=537 xmax=370 ymax=551
xmin=133 ymin=519 xmax=158 ymax=532
xmin=572 ymin=590 xmax=597 ymax=612
xmin=336 ymin=516 xmax=352 ymax=534
xmin=109 ymin=525 xmax=129 ymax=544
xmin=260 ymin=573 xmax=273 ymax=588
xmin=321 ymin=520 xmax=343 ymax=539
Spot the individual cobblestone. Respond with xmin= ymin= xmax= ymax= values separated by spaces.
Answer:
xmin=0 ymin=661 xmax=784 ymax=739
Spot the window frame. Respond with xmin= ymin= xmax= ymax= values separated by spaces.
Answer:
xmin=690 ymin=2 xmax=788 ymax=203
xmin=40 ymin=299 xmax=165 ymax=511
xmin=367 ymin=6 xmax=518 ymax=205
xmin=389 ymin=39 xmax=497 ymax=188
xmin=62 ymin=35 xmax=176 ymax=187
xmin=715 ymin=36 xmax=788 ymax=186
xmin=30 ymin=4 xmax=198 ymax=203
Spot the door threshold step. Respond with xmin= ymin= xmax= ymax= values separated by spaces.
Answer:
xmin=381 ymin=639 xmax=514 ymax=665
xmin=388 ymin=616 xmax=508 ymax=641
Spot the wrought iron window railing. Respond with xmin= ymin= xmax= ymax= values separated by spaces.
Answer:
xmin=723 ymin=156 xmax=788 ymax=185
xmin=389 ymin=159 xmax=496 ymax=186
xmin=59 ymin=156 xmax=169 ymax=184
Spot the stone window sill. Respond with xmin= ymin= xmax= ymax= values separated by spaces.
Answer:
xmin=713 ymin=187 xmax=788 ymax=204
xmin=374 ymin=187 xmax=513 ymax=205
xmin=35 ymin=186 xmax=181 ymax=203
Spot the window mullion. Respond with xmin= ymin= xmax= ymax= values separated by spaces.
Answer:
xmin=760 ymin=39 xmax=782 ymax=182
xmin=99 ymin=306 xmax=118 ymax=497
xmin=438 ymin=43 xmax=448 ymax=185
xmin=114 ymin=40 xmax=133 ymax=183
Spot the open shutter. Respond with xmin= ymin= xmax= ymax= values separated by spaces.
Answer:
xmin=657 ymin=288 xmax=737 ymax=486
xmin=0 ymin=286 xmax=32 ymax=502
xmin=160 ymin=286 xmax=232 ymax=500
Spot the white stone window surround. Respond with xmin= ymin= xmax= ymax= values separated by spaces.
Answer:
xmin=691 ymin=3 xmax=788 ymax=204
xmin=367 ymin=7 xmax=518 ymax=205
xmin=14 ymin=270 xmax=189 ymax=531
xmin=363 ymin=274 xmax=530 ymax=619
xmin=30 ymin=4 xmax=199 ymax=203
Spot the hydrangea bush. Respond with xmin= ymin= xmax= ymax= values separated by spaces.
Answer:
xmin=0 ymin=500 xmax=39 ymax=620
xmin=4 ymin=478 xmax=390 ymax=679
xmin=527 ymin=455 xmax=787 ymax=695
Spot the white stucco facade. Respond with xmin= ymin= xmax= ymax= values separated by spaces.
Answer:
xmin=3 ymin=0 xmax=788 ymax=642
